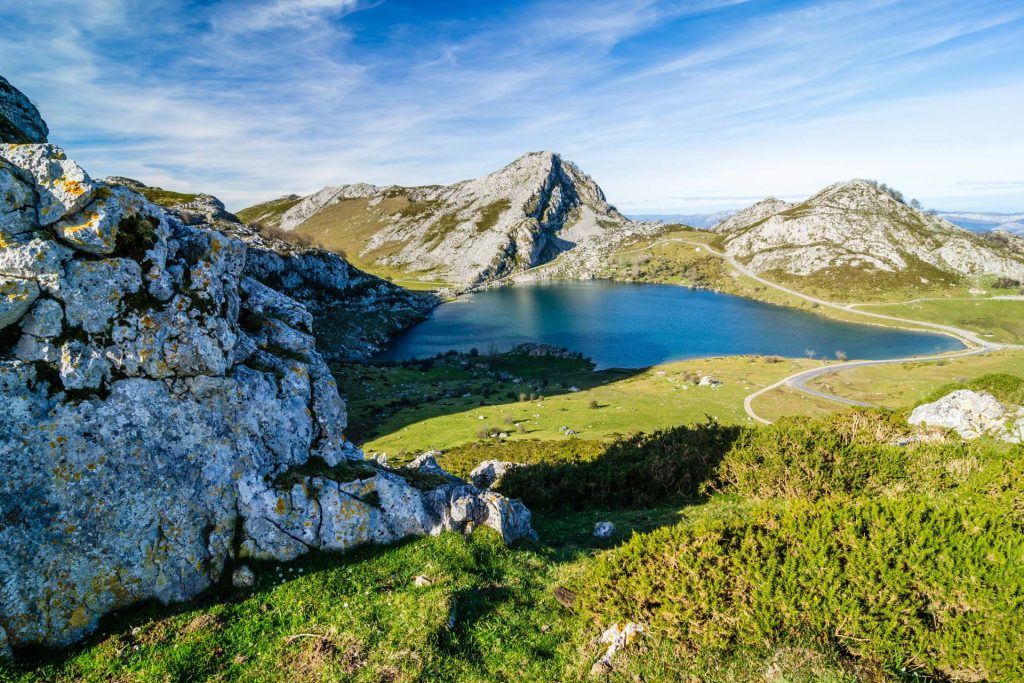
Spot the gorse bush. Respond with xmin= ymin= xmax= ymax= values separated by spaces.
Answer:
xmin=921 ymin=372 xmax=1024 ymax=407
xmin=576 ymin=493 xmax=1024 ymax=681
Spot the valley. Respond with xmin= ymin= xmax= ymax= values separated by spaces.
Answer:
xmin=4 ymin=49 xmax=1024 ymax=683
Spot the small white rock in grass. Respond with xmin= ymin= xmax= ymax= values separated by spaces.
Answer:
xmin=414 ymin=575 xmax=433 ymax=587
xmin=232 ymin=565 xmax=256 ymax=588
xmin=593 ymin=521 xmax=615 ymax=538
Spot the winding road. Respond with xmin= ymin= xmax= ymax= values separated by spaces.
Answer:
xmin=659 ymin=239 xmax=1018 ymax=424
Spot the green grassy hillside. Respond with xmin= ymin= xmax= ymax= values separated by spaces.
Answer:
xmin=6 ymin=405 xmax=1021 ymax=682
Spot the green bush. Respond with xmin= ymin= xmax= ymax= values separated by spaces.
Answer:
xmin=577 ymin=493 xmax=1024 ymax=680
xmin=921 ymin=373 xmax=1024 ymax=407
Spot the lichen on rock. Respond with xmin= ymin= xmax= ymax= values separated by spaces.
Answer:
xmin=0 ymin=139 xmax=535 ymax=656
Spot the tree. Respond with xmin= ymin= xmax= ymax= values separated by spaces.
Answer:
xmin=805 ymin=349 xmax=816 ymax=359
xmin=910 ymin=198 xmax=922 ymax=210
xmin=835 ymin=350 xmax=848 ymax=361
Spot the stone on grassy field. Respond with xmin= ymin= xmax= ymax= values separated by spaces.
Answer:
xmin=593 ymin=521 xmax=616 ymax=538
xmin=232 ymin=565 xmax=256 ymax=589
xmin=909 ymin=389 xmax=1023 ymax=442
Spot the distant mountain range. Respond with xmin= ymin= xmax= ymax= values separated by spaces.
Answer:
xmin=627 ymin=211 xmax=735 ymax=228
xmin=936 ymin=211 xmax=1024 ymax=235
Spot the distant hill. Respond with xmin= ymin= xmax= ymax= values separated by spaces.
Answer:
xmin=628 ymin=211 xmax=735 ymax=228
xmin=238 ymin=152 xmax=634 ymax=287
xmin=715 ymin=180 xmax=1024 ymax=292
xmin=937 ymin=211 xmax=1024 ymax=235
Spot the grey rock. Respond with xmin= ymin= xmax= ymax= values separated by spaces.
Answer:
xmin=0 ymin=235 xmax=73 ymax=283
xmin=593 ymin=521 xmax=615 ymax=538
xmin=0 ymin=275 xmax=39 ymax=329
xmin=62 ymin=258 xmax=142 ymax=334
xmin=0 ymin=143 xmax=536 ymax=655
xmin=232 ymin=565 xmax=256 ymax=589
xmin=59 ymin=340 xmax=110 ymax=389
xmin=0 ymin=75 xmax=48 ymax=143
xmin=19 ymin=298 xmax=63 ymax=337
xmin=0 ymin=144 xmax=95 ymax=225
xmin=469 ymin=460 xmax=519 ymax=489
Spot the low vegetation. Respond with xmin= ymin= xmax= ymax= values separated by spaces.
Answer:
xmin=133 ymin=186 xmax=199 ymax=208
xmin=7 ymin=402 xmax=1022 ymax=681
xmin=332 ymin=349 xmax=819 ymax=455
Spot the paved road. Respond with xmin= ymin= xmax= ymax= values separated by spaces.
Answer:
xmin=661 ymin=239 xmax=1017 ymax=423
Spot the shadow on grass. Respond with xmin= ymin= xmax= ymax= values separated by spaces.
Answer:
xmin=332 ymin=351 xmax=646 ymax=446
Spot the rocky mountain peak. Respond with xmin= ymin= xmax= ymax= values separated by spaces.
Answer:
xmin=0 ymin=75 xmax=48 ymax=143
xmin=240 ymin=151 xmax=628 ymax=286
xmin=713 ymin=197 xmax=793 ymax=232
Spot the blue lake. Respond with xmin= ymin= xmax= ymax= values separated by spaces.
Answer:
xmin=377 ymin=281 xmax=963 ymax=369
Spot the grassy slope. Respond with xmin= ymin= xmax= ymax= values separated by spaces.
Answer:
xmin=801 ymin=349 xmax=1024 ymax=408
xmin=235 ymin=196 xmax=303 ymax=226
xmin=8 ymin=407 xmax=1022 ymax=682
xmin=333 ymin=352 xmax=820 ymax=456
xmin=855 ymin=298 xmax=1024 ymax=345
xmin=288 ymin=195 xmax=455 ymax=290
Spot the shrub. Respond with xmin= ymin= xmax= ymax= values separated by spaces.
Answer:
xmin=921 ymin=373 xmax=1024 ymax=407
xmin=576 ymin=493 xmax=1024 ymax=680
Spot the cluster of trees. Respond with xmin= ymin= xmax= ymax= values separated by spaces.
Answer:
xmin=863 ymin=179 xmax=923 ymax=210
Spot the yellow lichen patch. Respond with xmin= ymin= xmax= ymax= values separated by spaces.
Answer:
xmin=60 ymin=212 xmax=100 ymax=235
xmin=275 ymin=496 xmax=288 ymax=515
xmin=68 ymin=606 xmax=91 ymax=629
xmin=54 ymin=176 xmax=88 ymax=198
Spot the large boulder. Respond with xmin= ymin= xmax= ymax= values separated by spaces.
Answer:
xmin=908 ymin=389 xmax=1023 ymax=442
xmin=0 ymin=143 xmax=535 ymax=654
xmin=0 ymin=75 xmax=48 ymax=143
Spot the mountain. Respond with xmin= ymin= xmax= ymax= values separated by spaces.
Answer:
xmin=238 ymin=151 xmax=631 ymax=287
xmin=937 ymin=211 xmax=1024 ymax=235
xmin=716 ymin=180 xmax=1024 ymax=289
xmin=711 ymin=197 xmax=793 ymax=233
xmin=628 ymin=210 xmax=735 ymax=228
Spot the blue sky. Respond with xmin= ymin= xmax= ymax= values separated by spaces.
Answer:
xmin=2 ymin=0 xmax=1023 ymax=212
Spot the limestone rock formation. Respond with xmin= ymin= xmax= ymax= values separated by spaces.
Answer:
xmin=105 ymin=177 xmax=437 ymax=360
xmin=469 ymin=460 xmax=520 ymax=489
xmin=908 ymin=390 xmax=1023 ymax=442
xmin=0 ymin=141 xmax=534 ymax=654
xmin=238 ymin=151 xmax=636 ymax=286
xmin=716 ymin=180 xmax=1024 ymax=283
xmin=711 ymin=197 xmax=793 ymax=233
xmin=0 ymin=75 xmax=48 ymax=143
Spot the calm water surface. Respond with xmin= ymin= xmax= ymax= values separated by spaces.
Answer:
xmin=378 ymin=281 xmax=963 ymax=368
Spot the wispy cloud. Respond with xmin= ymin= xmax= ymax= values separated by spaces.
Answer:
xmin=0 ymin=0 xmax=1022 ymax=211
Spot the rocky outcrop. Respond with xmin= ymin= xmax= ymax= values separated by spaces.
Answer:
xmin=711 ymin=197 xmax=793 ymax=233
xmin=718 ymin=180 xmax=1024 ymax=282
xmin=0 ymin=76 xmax=48 ymax=143
xmin=469 ymin=460 xmax=520 ymax=489
xmin=238 ymin=151 xmax=635 ymax=287
xmin=0 ymin=141 xmax=533 ymax=654
xmin=908 ymin=390 xmax=1023 ymax=442
xmin=105 ymin=177 xmax=436 ymax=361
